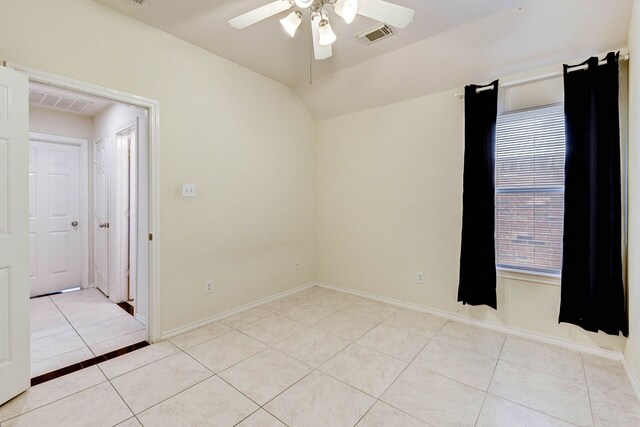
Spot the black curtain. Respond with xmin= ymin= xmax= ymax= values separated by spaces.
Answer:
xmin=559 ymin=52 xmax=627 ymax=336
xmin=458 ymin=80 xmax=499 ymax=309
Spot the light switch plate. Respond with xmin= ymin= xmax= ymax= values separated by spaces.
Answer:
xmin=182 ymin=183 xmax=196 ymax=198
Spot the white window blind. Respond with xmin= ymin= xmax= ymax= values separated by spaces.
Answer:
xmin=495 ymin=104 xmax=565 ymax=275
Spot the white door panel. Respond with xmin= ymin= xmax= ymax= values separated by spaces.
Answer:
xmin=0 ymin=66 xmax=30 ymax=405
xmin=28 ymin=141 xmax=81 ymax=296
xmin=94 ymin=137 xmax=109 ymax=296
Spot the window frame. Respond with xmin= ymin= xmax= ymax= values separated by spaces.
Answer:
xmin=494 ymin=103 xmax=565 ymax=282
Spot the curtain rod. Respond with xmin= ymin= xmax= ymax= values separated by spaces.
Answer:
xmin=454 ymin=52 xmax=630 ymax=99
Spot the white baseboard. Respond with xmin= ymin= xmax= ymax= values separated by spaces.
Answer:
xmin=319 ymin=281 xmax=639 ymax=403
xmin=135 ymin=313 xmax=147 ymax=326
xmin=159 ymin=282 xmax=316 ymax=341
xmin=155 ymin=278 xmax=640 ymax=402
xmin=315 ymin=281 xmax=624 ymax=361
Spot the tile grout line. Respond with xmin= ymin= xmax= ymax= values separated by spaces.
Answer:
xmin=97 ymin=345 xmax=180 ymax=381
xmin=131 ymin=375 xmax=215 ymax=418
xmin=119 ymin=360 xmax=215 ymax=419
xmin=169 ymin=327 xmax=236 ymax=351
xmin=177 ymin=343 xmax=279 ymax=414
xmin=581 ymin=354 xmax=597 ymax=427
xmin=99 ymin=342 xmax=218 ymax=420
xmin=230 ymin=407 xmax=262 ymax=427
xmin=494 ymin=357 xmax=592 ymax=387
xmin=48 ymin=292 xmax=97 ymax=357
xmin=33 ymin=296 xmax=96 ymax=371
xmin=212 ymin=339 xmax=315 ymax=409
xmin=0 ymin=370 xmax=110 ymax=424
xmin=18 ymin=287 xmax=612 ymax=426
xmin=473 ymin=334 xmax=506 ymax=427
xmin=31 ymin=346 xmax=90 ymax=372
xmin=225 ymin=294 xmax=386 ymax=425
xmin=33 ymin=290 xmax=146 ymax=378
xmin=481 ymin=336 xmax=586 ymax=426
xmin=47 ymin=290 xmax=145 ymax=359
xmin=247 ymin=290 xmax=444 ymax=426
xmin=104 ymin=380 xmax=138 ymax=420
xmin=78 ymin=323 xmax=146 ymax=352
xmin=481 ymin=391 xmax=583 ymax=426
xmin=352 ymin=319 xmax=450 ymax=427
xmin=496 ymin=337 xmax=594 ymax=384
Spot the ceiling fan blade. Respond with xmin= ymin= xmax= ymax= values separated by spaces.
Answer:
xmin=311 ymin=15 xmax=332 ymax=60
xmin=229 ymin=0 xmax=293 ymax=29
xmin=357 ymin=0 xmax=415 ymax=29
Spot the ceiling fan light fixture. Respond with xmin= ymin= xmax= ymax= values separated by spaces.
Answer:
xmin=294 ymin=0 xmax=314 ymax=9
xmin=280 ymin=10 xmax=303 ymax=37
xmin=334 ymin=0 xmax=358 ymax=24
xmin=318 ymin=18 xmax=337 ymax=45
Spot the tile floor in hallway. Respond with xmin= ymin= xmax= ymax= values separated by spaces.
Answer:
xmin=30 ymin=288 xmax=146 ymax=377
xmin=3 ymin=285 xmax=640 ymax=426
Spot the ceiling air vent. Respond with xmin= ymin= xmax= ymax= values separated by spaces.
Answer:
xmin=130 ymin=0 xmax=147 ymax=4
xmin=29 ymin=90 xmax=93 ymax=114
xmin=357 ymin=24 xmax=397 ymax=45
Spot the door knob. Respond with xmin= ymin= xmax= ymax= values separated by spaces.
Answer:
xmin=71 ymin=221 xmax=78 ymax=227
xmin=99 ymin=223 xmax=108 ymax=228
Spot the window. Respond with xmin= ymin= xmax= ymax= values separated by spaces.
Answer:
xmin=495 ymin=104 xmax=565 ymax=275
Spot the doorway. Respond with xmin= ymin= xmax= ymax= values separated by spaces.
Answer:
xmin=28 ymin=134 xmax=88 ymax=297
xmin=24 ymin=77 xmax=152 ymax=378
xmin=0 ymin=63 xmax=160 ymax=404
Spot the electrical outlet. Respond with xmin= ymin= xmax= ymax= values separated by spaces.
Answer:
xmin=295 ymin=261 xmax=300 ymax=270
xmin=204 ymin=280 xmax=214 ymax=294
xmin=417 ymin=272 xmax=425 ymax=284
xmin=182 ymin=183 xmax=196 ymax=198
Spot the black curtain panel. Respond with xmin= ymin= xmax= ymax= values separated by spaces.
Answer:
xmin=458 ymin=80 xmax=499 ymax=309
xmin=559 ymin=52 xmax=627 ymax=336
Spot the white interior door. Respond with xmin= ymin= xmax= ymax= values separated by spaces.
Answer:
xmin=94 ymin=136 xmax=109 ymax=296
xmin=0 ymin=66 xmax=30 ymax=405
xmin=29 ymin=140 xmax=82 ymax=297
xmin=114 ymin=126 xmax=135 ymax=304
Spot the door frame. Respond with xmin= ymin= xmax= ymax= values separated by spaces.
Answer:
xmin=93 ymin=134 xmax=110 ymax=297
xmin=113 ymin=122 xmax=137 ymax=306
xmin=8 ymin=63 xmax=162 ymax=343
xmin=29 ymin=132 xmax=90 ymax=291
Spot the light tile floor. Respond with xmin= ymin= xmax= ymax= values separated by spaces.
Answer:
xmin=29 ymin=288 xmax=146 ymax=377
xmin=4 ymin=286 xmax=639 ymax=426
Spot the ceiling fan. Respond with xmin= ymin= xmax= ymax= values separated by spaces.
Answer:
xmin=228 ymin=0 xmax=415 ymax=60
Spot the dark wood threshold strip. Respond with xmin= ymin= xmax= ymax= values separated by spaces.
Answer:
xmin=117 ymin=301 xmax=135 ymax=316
xmin=30 ymin=287 xmax=82 ymax=299
xmin=31 ymin=341 xmax=150 ymax=387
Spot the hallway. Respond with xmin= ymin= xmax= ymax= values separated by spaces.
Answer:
xmin=30 ymin=289 xmax=145 ymax=377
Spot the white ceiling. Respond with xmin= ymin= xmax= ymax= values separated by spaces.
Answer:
xmin=93 ymin=0 xmax=634 ymax=119
xmin=93 ymin=0 xmax=529 ymax=86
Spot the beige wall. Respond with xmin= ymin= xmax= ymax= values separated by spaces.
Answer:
xmin=5 ymin=0 xmax=635 ymax=356
xmin=0 ymin=0 xmax=316 ymax=334
xmin=29 ymin=106 xmax=94 ymax=142
xmin=315 ymin=62 xmax=628 ymax=352
xmin=625 ymin=0 xmax=640 ymax=385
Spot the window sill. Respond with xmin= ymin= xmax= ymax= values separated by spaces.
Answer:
xmin=497 ymin=267 xmax=561 ymax=286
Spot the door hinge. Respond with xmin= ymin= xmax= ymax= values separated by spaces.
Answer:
xmin=149 ymin=233 xmax=153 ymax=241
xmin=124 ymin=269 xmax=130 ymax=278
xmin=125 ymin=209 xmax=131 ymax=218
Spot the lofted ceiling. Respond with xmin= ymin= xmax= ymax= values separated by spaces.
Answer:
xmin=93 ymin=0 xmax=634 ymax=119
xmin=93 ymin=0 xmax=529 ymax=86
